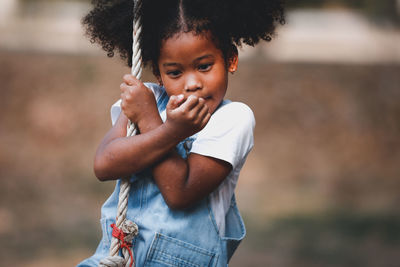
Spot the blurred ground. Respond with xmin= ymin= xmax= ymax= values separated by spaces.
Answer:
xmin=0 ymin=50 xmax=399 ymax=266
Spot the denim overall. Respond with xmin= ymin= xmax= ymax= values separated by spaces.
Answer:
xmin=77 ymin=90 xmax=246 ymax=267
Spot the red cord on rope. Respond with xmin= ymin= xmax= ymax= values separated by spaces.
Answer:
xmin=110 ymin=223 xmax=134 ymax=267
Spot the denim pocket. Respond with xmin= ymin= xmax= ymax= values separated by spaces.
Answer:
xmin=144 ymin=233 xmax=218 ymax=267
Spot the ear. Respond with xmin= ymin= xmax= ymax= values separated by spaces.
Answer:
xmin=152 ymin=63 xmax=163 ymax=86
xmin=227 ymin=45 xmax=239 ymax=73
xmin=156 ymin=75 xmax=163 ymax=86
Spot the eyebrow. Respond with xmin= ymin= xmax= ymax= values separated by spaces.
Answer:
xmin=194 ymin=54 xmax=214 ymax=62
xmin=162 ymin=54 xmax=214 ymax=67
xmin=162 ymin=62 xmax=181 ymax=67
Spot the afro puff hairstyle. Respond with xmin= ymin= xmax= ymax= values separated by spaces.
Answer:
xmin=82 ymin=0 xmax=285 ymax=73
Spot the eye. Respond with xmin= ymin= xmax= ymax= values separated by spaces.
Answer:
xmin=166 ymin=70 xmax=182 ymax=78
xmin=198 ymin=63 xmax=213 ymax=72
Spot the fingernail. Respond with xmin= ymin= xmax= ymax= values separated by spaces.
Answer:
xmin=177 ymin=94 xmax=184 ymax=100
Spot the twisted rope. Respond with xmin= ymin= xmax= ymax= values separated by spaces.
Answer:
xmin=99 ymin=1 xmax=142 ymax=266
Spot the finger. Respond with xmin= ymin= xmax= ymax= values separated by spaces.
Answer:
xmin=192 ymin=101 xmax=209 ymax=125
xmin=197 ymin=101 xmax=209 ymax=121
xmin=123 ymin=74 xmax=139 ymax=85
xmin=125 ymin=90 xmax=132 ymax=100
xmin=201 ymin=111 xmax=211 ymax=127
xmin=120 ymin=89 xmax=132 ymax=103
xmin=198 ymin=97 xmax=206 ymax=106
xmin=120 ymin=84 xmax=135 ymax=101
xmin=167 ymin=94 xmax=184 ymax=110
xmin=175 ymin=94 xmax=185 ymax=104
xmin=169 ymin=94 xmax=185 ymax=107
xmin=120 ymin=83 xmax=128 ymax=93
xmin=179 ymin=95 xmax=199 ymax=111
xmin=166 ymin=96 xmax=175 ymax=110
xmin=120 ymin=94 xmax=127 ymax=110
xmin=188 ymin=97 xmax=206 ymax=118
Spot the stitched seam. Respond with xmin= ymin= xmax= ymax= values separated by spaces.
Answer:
xmin=157 ymin=234 xmax=215 ymax=257
xmin=151 ymin=249 xmax=202 ymax=267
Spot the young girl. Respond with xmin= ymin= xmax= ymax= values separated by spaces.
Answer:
xmin=78 ymin=0 xmax=284 ymax=266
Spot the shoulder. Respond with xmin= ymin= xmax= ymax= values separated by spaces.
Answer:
xmin=218 ymin=100 xmax=253 ymax=114
xmin=143 ymin=82 xmax=166 ymax=102
xmin=215 ymin=101 xmax=254 ymax=121
xmin=191 ymin=100 xmax=255 ymax=168
xmin=205 ymin=101 xmax=255 ymax=133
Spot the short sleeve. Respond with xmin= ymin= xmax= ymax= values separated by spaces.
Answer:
xmin=110 ymin=82 xmax=164 ymax=126
xmin=190 ymin=102 xmax=255 ymax=168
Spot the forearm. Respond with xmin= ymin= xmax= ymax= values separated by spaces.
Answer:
xmin=94 ymin=113 xmax=181 ymax=180
xmin=94 ymin=94 xmax=204 ymax=181
xmin=151 ymin=152 xmax=189 ymax=205
xmin=152 ymin=152 xmax=232 ymax=210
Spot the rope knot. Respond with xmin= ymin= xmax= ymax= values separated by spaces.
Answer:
xmin=111 ymin=220 xmax=138 ymax=245
xmin=110 ymin=220 xmax=138 ymax=267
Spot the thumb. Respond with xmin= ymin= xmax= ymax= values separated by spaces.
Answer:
xmin=167 ymin=94 xmax=184 ymax=110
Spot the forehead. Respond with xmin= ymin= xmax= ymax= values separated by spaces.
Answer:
xmin=159 ymin=31 xmax=223 ymax=62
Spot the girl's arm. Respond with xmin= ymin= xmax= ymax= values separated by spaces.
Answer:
xmin=137 ymin=95 xmax=232 ymax=210
xmin=94 ymin=76 xmax=210 ymax=180
xmin=150 ymin=95 xmax=233 ymax=210
xmin=120 ymin=91 xmax=232 ymax=209
xmin=94 ymin=111 xmax=177 ymax=180
xmin=95 ymin=75 xmax=232 ymax=210
xmin=152 ymin=150 xmax=232 ymax=210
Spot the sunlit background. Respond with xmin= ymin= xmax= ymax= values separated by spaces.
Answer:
xmin=1 ymin=0 xmax=399 ymax=266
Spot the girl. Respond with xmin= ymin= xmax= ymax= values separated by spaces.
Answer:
xmin=78 ymin=0 xmax=284 ymax=266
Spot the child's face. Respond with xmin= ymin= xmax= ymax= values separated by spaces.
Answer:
xmin=157 ymin=31 xmax=238 ymax=114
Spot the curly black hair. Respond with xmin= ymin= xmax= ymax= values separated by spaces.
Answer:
xmin=82 ymin=0 xmax=285 ymax=73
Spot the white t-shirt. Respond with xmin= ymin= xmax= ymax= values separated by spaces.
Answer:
xmin=111 ymin=83 xmax=255 ymax=235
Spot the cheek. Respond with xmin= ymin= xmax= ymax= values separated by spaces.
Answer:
xmin=214 ymin=72 xmax=228 ymax=93
xmin=208 ymin=68 xmax=227 ymax=86
xmin=162 ymin=80 xmax=181 ymax=96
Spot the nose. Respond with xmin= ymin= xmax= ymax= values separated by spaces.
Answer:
xmin=184 ymin=72 xmax=202 ymax=92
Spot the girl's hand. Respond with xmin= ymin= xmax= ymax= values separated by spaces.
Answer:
xmin=120 ymin=74 xmax=157 ymax=124
xmin=165 ymin=94 xmax=211 ymax=140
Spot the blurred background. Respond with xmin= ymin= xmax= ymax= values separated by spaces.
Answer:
xmin=0 ymin=0 xmax=399 ymax=266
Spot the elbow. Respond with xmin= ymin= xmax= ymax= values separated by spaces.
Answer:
xmin=163 ymin=194 xmax=196 ymax=210
xmin=94 ymin=149 xmax=136 ymax=181
xmin=93 ymin=154 xmax=113 ymax=181
xmin=166 ymin=200 xmax=190 ymax=211
xmin=93 ymin=158 xmax=108 ymax=181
